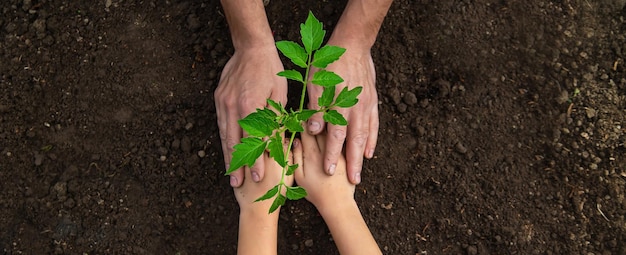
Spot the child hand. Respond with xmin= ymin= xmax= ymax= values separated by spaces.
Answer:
xmin=292 ymin=130 xmax=355 ymax=211
xmin=234 ymin=148 xmax=293 ymax=255
xmin=234 ymin=151 xmax=294 ymax=214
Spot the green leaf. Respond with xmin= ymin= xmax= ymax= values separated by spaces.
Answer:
xmin=334 ymin=86 xmax=362 ymax=108
xmin=311 ymin=70 xmax=343 ymax=87
xmin=318 ymin=86 xmax=335 ymax=107
xmin=267 ymin=99 xmax=287 ymax=115
xmin=286 ymin=164 xmax=298 ymax=176
xmin=312 ymin=45 xmax=346 ymax=68
xmin=277 ymin=70 xmax=304 ymax=83
xmin=297 ymin=110 xmax=318 ymax=121
xmin=276 ymin=41 xmax=308 ymax=68
xmin=269 ymin=193 xmax=286 ymax=213
xmin=227 ymin=137 xmax=267 ymax=174
xmin=268 ymin=135 xmax=286 ymax=167
xmin=284 ymin=114 xmax=304 ymax=133
xmin=286 ymin=186 xmax=307 ymax=200
xmin=255 ymin=185 xmax=280 ymax=202
xmin=300 ymin=12 xmax=325 ymax=54
xmin=323 ymin=110 xmax=348 ymax=126
xmin=238 ymin=109 xmax=278 ymax=137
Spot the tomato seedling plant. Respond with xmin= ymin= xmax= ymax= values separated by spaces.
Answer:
xmin=225 ymin=12 xmax=362 ymax=213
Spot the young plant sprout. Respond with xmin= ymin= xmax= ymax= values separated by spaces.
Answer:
xmin=225 ymin=12 xmax=362 ymax=213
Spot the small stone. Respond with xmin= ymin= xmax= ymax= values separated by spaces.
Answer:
xmin=34 ymin=153 xmax=44 ymax=166
xmin=467 ymin=245 xmax=478 ymax=255
xmin=397 ymin=103 xmax=407 ymax=113
xmin=197 ymin=150 xmax=206 ymax=158
xmin=455 ymin=142 xmax=468 ymax=154
xmin=585 ymin=108 xmax=596 ymax=118
xmin=434 ymin=79 xmax=451 ymax=97
xmin=388 ymin=87 xmax=401 ymax=105
xmin=416 ymin=126 xmax=426 ymax=137
xmin=403 ymin=92 xmax=418 ymax=106
xmin=185 ymin=122 xmax=194 ymax=131
xmin=304 ymin=239 xmax=314 ymax=247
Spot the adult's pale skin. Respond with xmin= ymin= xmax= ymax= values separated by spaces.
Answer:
xmin=215 ymin=0 xmax=393 ymax=187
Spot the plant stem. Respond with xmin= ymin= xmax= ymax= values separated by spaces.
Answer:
xmin=279 ymin=51 xmax=313 ymax=191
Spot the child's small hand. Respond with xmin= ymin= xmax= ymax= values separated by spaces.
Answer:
xmin=234 ymin=149 xmax=293 ymax=255
xmin=234 ymin=151 xmax=294 ymax=214
xmin=293 ymin=130 xmax=355 ymax=211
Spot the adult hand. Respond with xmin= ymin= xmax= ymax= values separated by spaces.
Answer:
xmin=215 ymin=45 xmax=287 ymax=188
xmin=306 ymin=40 xmax=379 ymax=185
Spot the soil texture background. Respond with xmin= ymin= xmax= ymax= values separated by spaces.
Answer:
xmin=1 ymin=0 xmax=626 ymax=254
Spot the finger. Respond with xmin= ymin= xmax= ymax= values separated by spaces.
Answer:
xmin=292 ymin=138 xmax=305 ymax=182
xmin=323 ymin=122 xmax=347 ymax=176
xmin=365 ymin=104 xmax=379 ymax=159
xmin=345 ymin=115 xmax=368 ymax=185
xmin=250 ymin=155 xmax=265 ymax=183
xmin=306 ymin=84 xmax=326 ymax=135
xmin=220 ymin=110 xmax=245 ymax=188
xmin=301 ymin=126 xmax=320 ymax=154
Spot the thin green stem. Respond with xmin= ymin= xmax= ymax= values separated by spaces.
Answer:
xmin=278 ymin=50 xmax=313 ymax=198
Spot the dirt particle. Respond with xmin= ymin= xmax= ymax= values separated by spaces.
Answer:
xmin=403 ymin=92 xmax=417 ymax=106
xmin=388 ymin=87 xmax=401 ymax=105
xmin=304 ymin=239 xmax=314 ymax=247
xmin=455 ymin=142 xmax=468 ymax=154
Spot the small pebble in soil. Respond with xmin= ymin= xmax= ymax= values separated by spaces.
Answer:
xmin=34 ymin=153 xmax=44 ymax=166
xmin=304 ymin=239 xmax=314 ymax=247
xmin=403 ymin=92 xmax=417 ymax=106
xmin=455 ymin=142 xmax=468 ymax=154
xmin=197 ymin=150 xmax=206 ymax=158
xmin=388 ymin=87 xmax=401 ymax=105
xmin=396 ymin=103 xmax=407 ymax=113
xmin=467 ymin=245 xmax=478 ymax=255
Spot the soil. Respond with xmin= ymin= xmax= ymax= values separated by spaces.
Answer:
xmin=1 ymin=0 xmax=626 ymax=254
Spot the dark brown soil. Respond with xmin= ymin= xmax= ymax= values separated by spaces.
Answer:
xmin=2 ymin=0 xmax=626 ymax=254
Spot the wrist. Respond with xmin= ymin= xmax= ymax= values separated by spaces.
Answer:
xmin=240 ymin=206 xmax=279 ymax=226
xmin=316 ymin=198 xmax=359 ymax=218
xmin=220 ymin=0 xmax=275 ymax=50
xmin=330 ymin=0 xmax=392 ymax=50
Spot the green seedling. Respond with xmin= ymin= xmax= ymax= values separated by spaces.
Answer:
xmin=225 ymin=12 xmax=362 ymax=213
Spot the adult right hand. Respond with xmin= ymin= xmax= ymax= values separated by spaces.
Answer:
xmin=215 ymin=45 xmax=287 ymax=188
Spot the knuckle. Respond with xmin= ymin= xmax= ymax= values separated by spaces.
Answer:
xmin=331 ymin=128 xmax=347 ymax=141
xmin=238 ymin=96 xmax=262 ymax=113
xmin=223 ymin=137 xmax=239 ymax=150
xmin=350 ymin=131 xmax=369 ymax=146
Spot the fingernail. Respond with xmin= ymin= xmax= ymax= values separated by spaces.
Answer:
xmin=367 ymin=149 xmax=375 ymax=158
xmin=328 ymin=164 xmax=336 ymax=175
xmin=354 ymin=172 xmax=361 ymax=184
xmin=309 ymin=121 xmax=320 ymax=133
xmin=229 ymin=175 xmax=238 ymax=187
xmin=293 ymin=139 xmax=299 ymax=148
xmin=252 ymin=172 xmax=260 ymax=182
